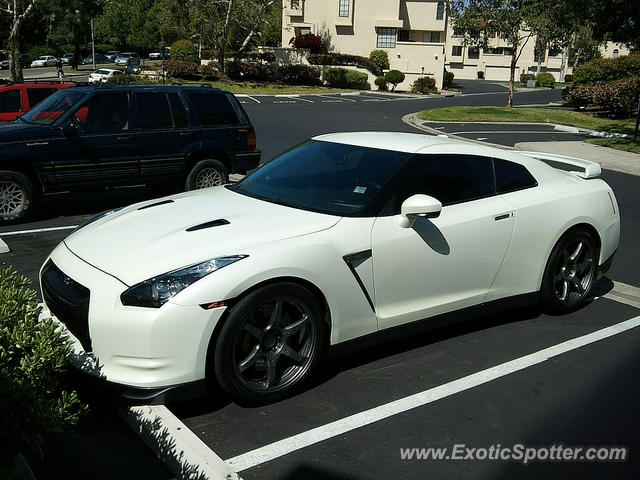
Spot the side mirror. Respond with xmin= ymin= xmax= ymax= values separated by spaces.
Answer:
xmin=398 ymin=194 xmax=442 ymax=228
xmin=61 ymin=121 xmax=78 ymax=137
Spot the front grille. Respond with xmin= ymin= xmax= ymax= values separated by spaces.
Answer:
xmin=41 ymin=261 xmax=92 ymax=352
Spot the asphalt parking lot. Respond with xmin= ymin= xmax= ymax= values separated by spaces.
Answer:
xmin=2 ymin=86 xmax=639 ymax=479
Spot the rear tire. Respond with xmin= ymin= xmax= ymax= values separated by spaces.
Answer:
xmin=0 ymin=170 xmax=34 ymax=224
xmin=185 ymin=159 xmax=228 ymax=190
xmin=214 ymin=282 xmax=328 ymax=405
xmin=540 ymin=229 xmax=597 ymax=314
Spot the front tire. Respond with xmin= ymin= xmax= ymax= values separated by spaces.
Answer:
xmin=185 ymin=159 xmax=228 ymax=190
xmin=214 ymin=283 xmax=328 ymax=405
xmin=540 ymin=229 xmax=597 ymax=314
xmin=0 ymin=170 xmax=34 ymax=224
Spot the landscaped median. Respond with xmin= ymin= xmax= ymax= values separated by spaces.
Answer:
xmin=417 ymin=106 xmax=639 ymax=153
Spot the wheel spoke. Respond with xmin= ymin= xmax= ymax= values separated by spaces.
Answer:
xmin=282 ymin=314 xmax=310 ymax=338
xmin=559 ymin=280 xmax=569 ymax=301
xmin=243 ymin=323 xmax=262 ymax=339
xmin=238 ymin=345 xmax=261 ymax=372
xmin=264 ymin=353 xmax=278 ymax=388
xmin=570 ymin=276 xmax=585 ymax=294
xmin=268 ymin=300 xmax=283 ymax=328
xmin=569 ymin=242 xmax=583 ymax=261
xmin=280 ymin=344 xmax=304 ymax=364
xmin=576 ymin=259 xmax=592 ymax=273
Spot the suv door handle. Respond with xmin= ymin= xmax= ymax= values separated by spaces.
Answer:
xmin=116 ymin=135 xmax=134 ymax=143
xmin=494 ymin=212 xmax=513 ymax=221
xmin=178 ymin=131 xmax=195 ymax=138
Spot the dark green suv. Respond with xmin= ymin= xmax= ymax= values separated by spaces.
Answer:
xmin=0 ymin=85 xmax=260 ymax=223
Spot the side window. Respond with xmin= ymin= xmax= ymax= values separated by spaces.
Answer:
xmin=0 ymin=89 xmax=22 ymax=112
xmin=27 ymin=88 xmax=55 ymax=108
xmin=167 ymin=93 xmax=189 ymax=128
xmin=494 ymin=158 xmax=538 ymax=193
xmin=80 ymin=93 xmax=130 ymax=133
xmin=186 ymin=92 xmax=239 ymax=126
xmin=391 ymin=154 xmax=495 ymax=210
xmin=136 ymin=92 xmax=173 ymax=129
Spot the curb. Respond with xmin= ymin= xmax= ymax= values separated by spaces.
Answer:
xmin=123 ymin=405 xmax=242 ymax=480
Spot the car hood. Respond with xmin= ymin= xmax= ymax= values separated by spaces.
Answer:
xmin=0 ymin=121 xmax=50 ymax=140
xmin=64 ymin=186 xmax=341 ymax=286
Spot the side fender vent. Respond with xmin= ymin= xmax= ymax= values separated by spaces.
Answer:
xmin=137 ymin=199 xmax=174 ymax=210
xmin=186 ymin=219 xmax=230 ymax=232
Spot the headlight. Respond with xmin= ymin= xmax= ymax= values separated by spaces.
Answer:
xmin=69 ymin=208 xmax=123 ymax=236
xmin=120 ymin=255 xmax=248 ymax=308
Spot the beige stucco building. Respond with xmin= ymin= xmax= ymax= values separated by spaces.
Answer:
xmin=281 ymin=0 xmax=578 ymax=88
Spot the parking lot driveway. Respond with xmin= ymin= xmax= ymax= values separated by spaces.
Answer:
xmin=172 ymin=294 xmax=640 ymax=479
xmin=451 ymin=79 xmax=509 ymax=94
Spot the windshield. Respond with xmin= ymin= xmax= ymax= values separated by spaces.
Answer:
xmin=20 ymin=90 xmax=86 ymax=125
xmin=231 ymin=140 xmax=411 ymax=217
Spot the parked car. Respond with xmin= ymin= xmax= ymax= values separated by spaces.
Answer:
xmin=0 ymin=81 xmax=74 ymax=122
xmin=104 ymin=50 xmax=120 ymax=62
xmin=0 ymin=85 xmax=259 ymax=222
xmin=114 ymin=52 xmax=141 ymax=65
xmin=60 ymin=53 xmax=75 ymax=65
xmin=148 ymin=51 xmax=163 ymax=60
xmin=88 ymin=68 xmax=124 ymax=83
xmin=0 ymin=54 xmax=31 ymax=70
xmin=124 ymin=61 xmax=141 ymax=75
xmin=30 ymin=55 xmax=57 ymax=67
xmin=36 ymin=132 xmax=619 ymax=405
xmin=82 ymin=53 xmax=108 ymax=65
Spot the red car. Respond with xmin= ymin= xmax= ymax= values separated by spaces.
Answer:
xmin=0 ymin=81 xmax=75 ymax=122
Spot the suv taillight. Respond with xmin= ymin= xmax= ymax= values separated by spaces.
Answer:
xmin=247 ymin=127 xmax=256 ymax=150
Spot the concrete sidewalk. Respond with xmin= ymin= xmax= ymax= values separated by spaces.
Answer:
xmin=514 ymin=141 xmax=640 ymax=177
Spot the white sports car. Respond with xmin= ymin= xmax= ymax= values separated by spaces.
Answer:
xmin=40 ymin=132 xmax=619 ymax=404
xmin=30 ymin=55 xmax=57 ymax=67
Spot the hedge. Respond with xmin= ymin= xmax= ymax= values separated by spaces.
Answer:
xmin=170 ymin=39 xmax=199 ymax=62
xmin=536 ymin=72 xmax=555 ymax=88
xmin=164 ymin=59 xmax=200 ymax=79
xmin=290 ymin=33 xmax=327 ymax=54
xmin=369 ymin=49 xmax=390 ymax=72
xmin=573 ymin=54 xmax=640 ymax=85
xmin=384 ymin=69 xmax=405 ymax=91
xmin=375 ymin=76 xmax=388 ymax=91
xmin=279 ymin=64 xmax=322 ymax=85
xmin=226 ymin=60 xmax=276 ymax=81
xmin=563 ymin=76 xmax=640 ymax=117
xmin=199 ymin=63 xmax=220 ymax=80
xmin=443 ymin=70 xmax=455 ymax=89
xmin=411 ymin=76 xmax=437 ymax=94
xmin=308 ymin=53 xmax=381 ymax=76
xmin=323 ymin=67 xmax=369 ymax=89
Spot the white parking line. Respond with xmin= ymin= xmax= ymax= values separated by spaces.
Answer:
xmin=225 ymin=315 xmax=640 ymax=472
xmin=0 ymin=225 xmax=77 ymax=236
xmin=317 ymin=94 xmax=356 ymax=103
xmin=284 ymin=95 xmax=314 ymax=103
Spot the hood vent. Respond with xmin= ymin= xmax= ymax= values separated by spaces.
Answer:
xmin=138 ymin=199 xmax=174 ymax=210
xmin=186 ymin=219 xmax=230 ymax=232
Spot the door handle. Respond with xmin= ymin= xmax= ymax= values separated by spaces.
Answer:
xmin=116 ymin=135 xmax=134 ymax=143
xmin=178 ymin=131 xmax=195 ymax=138
xmin=494 ymin=213 xmax=512 ymax=221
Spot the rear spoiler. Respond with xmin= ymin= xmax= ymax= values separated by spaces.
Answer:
xmin=517 ymin=151 xmax=601 ymax=179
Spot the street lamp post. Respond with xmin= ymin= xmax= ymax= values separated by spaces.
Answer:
xmin=91 ymin=17 xmax=96 ymax=70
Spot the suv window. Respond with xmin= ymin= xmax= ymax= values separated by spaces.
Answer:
xmin=77 ymin=92 xmax=130 ymax=133
xmin=494 ymin=158 xmax=538 ymax=193
xmin=167 ymin=93 xmax=188 ymax=127
xmin=186 ymin=92 xmax=239 ymax=126
xmin=391 ymin=154 xmax=495 ymax=209
xmin=0 ymin=89 xmax=21 ymax=113
xmin=27 ymin=88 xmax=55 ymax=109
xmin=136 ymin=92 xmax=173 ymax=129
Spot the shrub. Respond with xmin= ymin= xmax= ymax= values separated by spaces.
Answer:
xmin=369 ymin=49 xmax=390 ymax=72
xmin=164 ymin=59 xmax=200 ymax=79
xmin=443 ymin=70 xmax=455 ymax=89
xmin=0 ymin=267 xmax=87 ymax=477
xmin=591 ymin=77 xmax=640 ymax=117
xmin=411 ymin=76 xmax=437 ymax=94
xmin=279 ymin=64 xmax=322 ymax=85
xmin=226 ymin=60 xmax=276 ymax=81
xmin=477 ymin=71 xmax=485 ymax=79
xmin=170 ymin=39 xmax=199 ymax=62
xmin=199 ymin=62 xmax=220 ymax=80
xmin=562 ymin=85 xmax=598 ymax=108
xmin=106 ymin=74 xmax=161 ymax=85
xmin=536 ymin=72 xmax=556 ymax=88
xmin=564 ymin=74 xmax=574 ymax=83
xmin=241 ymin=52 xmax=277 ymax=63
xmin=573 ymin=54 xmax=640 ymax=85
xmin=308 ymin=53 xmax=380 ymax=75
xmin=384 ymin=69 xmax=405 ymax=91
xmin=28 ymin=45 xmax=58 ymax=59
xmin=322 ymin=67 xmax=368 ymax=89
xmin=289 ymin=33 xmax=327 ymax=54
xmin=375 ymin=76 xmax=388 ymax=91
xmin=520 ymin=72 xmax=535 ymax=83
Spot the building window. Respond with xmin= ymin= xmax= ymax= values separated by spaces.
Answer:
xmin=613 ymin=49 xmax=619 ymax=59
xmin=451 ymin=45 xmax=463 ymax=57
xmin=436 ymin=2 xmax=445 ymax=20
xmin=468 ymin=47 xmax=479 ymax=59
xmin=291 ymin=0 xmax=300 ymax=8
xmin=377 ymin=28 xmax=397 ymax=48
xmin=338 ymin=0 xmax=349 ymax=17
xmin=296 ymin=26 xmax=311 ymax=36
xmin=428 ymin=31 xmax=440 ymax=43
xmin=398 ymin=30 xmax=410 ymax=42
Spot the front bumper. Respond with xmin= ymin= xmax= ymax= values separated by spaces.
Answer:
xmin=39 ymin=242 xmax=227 ymax=389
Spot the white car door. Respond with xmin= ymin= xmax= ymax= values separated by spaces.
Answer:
xmin=371 ymin=154 xmax=516 ymax=330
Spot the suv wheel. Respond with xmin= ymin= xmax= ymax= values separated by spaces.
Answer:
xmin=0 ymin=171 xmax=33 ymax=223
xmin=185 ymin=159 xmax=228 ymax=190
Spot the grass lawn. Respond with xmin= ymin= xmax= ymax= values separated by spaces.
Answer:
xmin=586 ymin=137 xmax=640 ymax=154
xmin=417 ymin=106 xmax=636 ymax=135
